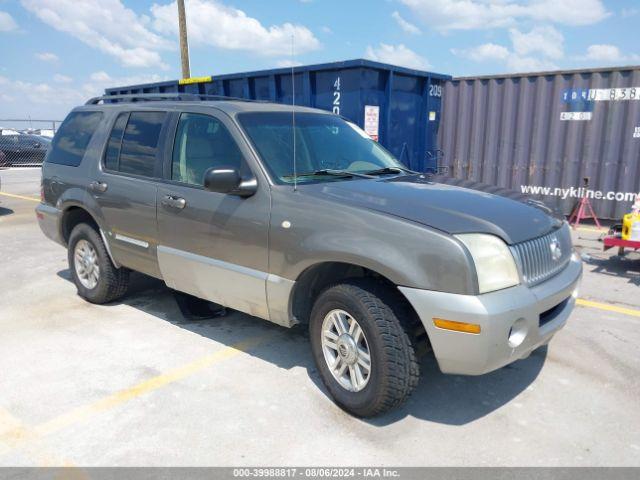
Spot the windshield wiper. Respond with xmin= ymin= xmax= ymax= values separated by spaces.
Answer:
xmin=363 ymin=166 xmax=416 ymax=176
xmin=283 ymin=169 xmax=375 ymax=180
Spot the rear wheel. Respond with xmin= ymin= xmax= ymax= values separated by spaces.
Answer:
xmin=68 ymin=224 xmax=129 ymax=304
xmin=309 ymin=279 xmax=419 ymax=417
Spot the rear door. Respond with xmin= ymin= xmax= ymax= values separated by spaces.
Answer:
xmin=155 ymin=110 xmax=271 ymax=319
xmin=91 ymin=110 xmax=168 ymax=278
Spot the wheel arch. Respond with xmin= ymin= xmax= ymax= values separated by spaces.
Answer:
xmin=60 ymin=205 xmax=100 ymax=245
xmin=59 ymin=204 xmax=119 ymax=268
xmin=289 ymin=261 xmax=429 ymax=354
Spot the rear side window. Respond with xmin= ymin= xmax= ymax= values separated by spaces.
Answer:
xmin=118 ymin=112 xmax=165 ymax=177
xmin=104 ymin=113 xmax=128 ymax=171
xmin=47 ymin=111 xmax=103 ymax=166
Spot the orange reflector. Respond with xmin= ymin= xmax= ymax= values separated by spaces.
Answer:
xmin=433 ymin=318 xmax=481 ymax=334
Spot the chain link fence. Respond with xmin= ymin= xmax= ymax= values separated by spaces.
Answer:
xmin=0 ymin=119 xmax=61 ymax=167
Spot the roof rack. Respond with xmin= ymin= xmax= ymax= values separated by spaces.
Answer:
xmin=85 ymin=93 xmax=264 ymax=105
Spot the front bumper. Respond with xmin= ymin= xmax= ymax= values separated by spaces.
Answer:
xmin=399 ymin=254 xmax=582 ymax=375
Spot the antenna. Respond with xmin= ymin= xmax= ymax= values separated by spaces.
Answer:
xmin=291 ymin=34 xmax=297 ymax=191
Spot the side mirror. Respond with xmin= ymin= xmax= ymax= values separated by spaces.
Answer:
xmin=203 ymin=168 xmax=257 ymax=197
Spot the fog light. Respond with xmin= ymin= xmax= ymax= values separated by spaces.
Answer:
xmin=508 ymin=318 xmax=528 ymax=348
xmin=572 ymin=286 xmax=580 ymax=299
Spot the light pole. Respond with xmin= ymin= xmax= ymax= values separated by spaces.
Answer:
xmin=177 ymin=0 xmax=191 ymax=79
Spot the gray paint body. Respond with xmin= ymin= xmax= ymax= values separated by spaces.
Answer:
xmin=439 ymin=66 xmax=640 ymax=220
xmin=37 ymin=99 xmax=582 ymax=375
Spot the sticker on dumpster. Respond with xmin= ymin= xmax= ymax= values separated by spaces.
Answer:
xmin=590 ymin=88 xmax=640 ymax=101
xmin=560 ymin=111 xmax=592 ymax=121
xmin=429 ymin=111 xmax=436 ymax=121
xmin=563 ymin=87 xmax=640 ymax=102
xmin=634 ymin=127 xmax=640 ymax=139
xmin=364 ymin=105 xmax=380 ymax=141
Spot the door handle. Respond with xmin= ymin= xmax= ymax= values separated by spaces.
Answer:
xmin=162 ymin=194 xmax=186 ymax=209
xmin=89 ymin=181 xmax=108 ymax=193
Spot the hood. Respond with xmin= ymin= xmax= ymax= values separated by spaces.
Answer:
xmin=300 ymin=175 xmax=562 ymax=244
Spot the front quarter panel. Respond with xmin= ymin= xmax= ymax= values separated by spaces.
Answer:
xmin=269 ymin=187 xmax=476 ymax=295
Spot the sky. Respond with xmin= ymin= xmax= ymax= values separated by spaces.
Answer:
xmin=0 ymin=0 xmax=639 ymax=122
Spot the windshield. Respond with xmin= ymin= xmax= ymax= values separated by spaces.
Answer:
xmin=237 ymin=112 xmax=407 ymax=184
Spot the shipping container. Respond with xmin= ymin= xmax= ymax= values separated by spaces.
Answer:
xmin=106 ymin=59 xmax=451 ymax=173
xmin=439 ymin=66 xmax=640 ymax=220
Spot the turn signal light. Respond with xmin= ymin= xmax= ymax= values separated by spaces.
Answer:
xmin=433 ymin=318 xmax=481 ymax=334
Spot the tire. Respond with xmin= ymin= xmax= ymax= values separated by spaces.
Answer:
xmin=68 ymin=223 xmax=129 ymax=304
xmin=309 ymin=279 xmax=420 ymax=417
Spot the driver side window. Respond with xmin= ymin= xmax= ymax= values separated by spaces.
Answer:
xmin=171 ymin=113 xmax=246 ymax=186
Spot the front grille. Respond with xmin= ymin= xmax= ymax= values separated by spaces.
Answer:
xmin=511 ymin=225 xmax=572 ymax=287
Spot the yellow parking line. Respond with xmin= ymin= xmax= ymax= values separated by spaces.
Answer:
xmin=0 ymin=335 xmax=268 ymax=454
xmin=0 ymin=407 xmax=78 ymax=468
xmin=0 ymin=407 xmax=27 ymax=437
xmin=0 ymin=191 xmax=40 ymax=202
xmin=577 ymin=298 xmax=640 ymax=318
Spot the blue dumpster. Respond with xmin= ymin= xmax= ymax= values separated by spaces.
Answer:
xmin=105 ymin=59 xmax=451 ymax=172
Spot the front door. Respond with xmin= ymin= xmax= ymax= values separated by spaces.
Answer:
xmin=156 ymin=111 xmax=271 ymax=319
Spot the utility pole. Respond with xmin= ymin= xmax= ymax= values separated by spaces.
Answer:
xmin=177 ymin=0 xmax=191 ymax=79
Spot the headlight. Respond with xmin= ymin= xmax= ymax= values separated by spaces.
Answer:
xmin=456 ymin=234 xmax=520 ymax=294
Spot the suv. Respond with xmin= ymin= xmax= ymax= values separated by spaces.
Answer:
xmin=37 ymin=95 xmax=582 ymax=417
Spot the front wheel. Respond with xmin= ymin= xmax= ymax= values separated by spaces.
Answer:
xmin=309 ymin=279 xmax=419 ymax=417
xmin=68 ymin=223 xmax=129 ymax=304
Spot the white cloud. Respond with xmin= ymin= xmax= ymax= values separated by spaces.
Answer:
xmin=452 ymin=24 xmax=564 ymax=73
xmin=53 ymin=74 xmax=73 ymax=83
xmin=391 ymin=11 xmax=421 ymax=35
xmin=0 ymin=11 xmax=18 ymax=31
xmin=89 ymin=71 xmax=113 ymax=83
xmin=0 ymin=78 xmax=86 ymax=112
xmin=0 ymin=72 xmax=167 ymax=119
xmin=21 ymin=0 xmax=172 ymax=68
xmin=35 ymin=52 xmax=58 ymax=62
xmin=509 ymin=26 xmax=563 ymax=60
xmin=621 ymin=8 xmax=639 ymax=18
xmin=455 ymin=47 xmax=558 ymax=72
xmin=365 ymin=43 xmax=430 ymax=70
xmin=505 ymin=55 xmax=556 ymax=72
xmin=85 ymin=72 xmax=167 ymax=92
xmin=321 ymin=26 xmax=333 ymax=34
xmin=451 ymin=43 xmax=510 ymax=62
xmin=578 ymin=44 xmax=640 ymax=64
xmin=151 ymin=0 xmax=321 ymax=56
xmin=400 ymin=0 xmax=609 ymax=31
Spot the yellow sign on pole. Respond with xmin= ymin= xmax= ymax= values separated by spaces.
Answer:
xmin=178 ymin=76 xmax=213 ymax=85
